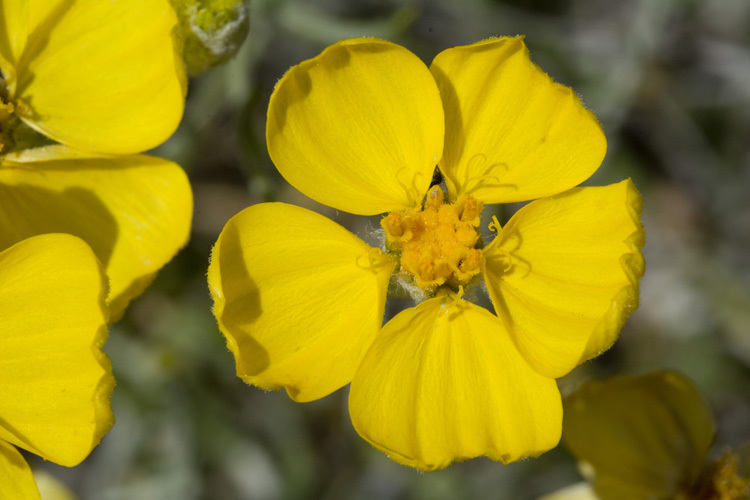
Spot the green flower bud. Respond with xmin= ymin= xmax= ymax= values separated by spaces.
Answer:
xmin=175 ymin=0 xmax=251 ymax=76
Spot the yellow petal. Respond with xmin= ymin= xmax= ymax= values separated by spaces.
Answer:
xmin=349 ymin=297 xmax=562 ymax=471
xmin=0 ymin=0 xmax=28 ymax=88
xmin=483 ymin=180 xmax=644 ymax=378
xmin=0 ymin=234 xmax=114 ymax=466
xmin=431 ymin=37 xmax=606 ymax=204
xmin=208 ymin=202 xmax=395 ymax=402
xmin=0 ymin=147 xmax=193 ymax=320
xmin=12 ymin=0 xmax=185 ymax=154
xmin=266 ymin=38 xmax=444 ymax=215
xmin=0 ymin=441 xmax=41 ymax=500
xmin=563 ymin=371 xmax=714 ymax=500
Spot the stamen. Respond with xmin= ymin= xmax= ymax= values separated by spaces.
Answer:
xmin=381 ymin=186 xmax=485 ymax=296
xmin=483 ymin=215 xmax=513 ymax=274
xmin=13 ymin=98 xmax=29 ymax=117
xmin=0 ymin=98 xmax=15 ymax=152
xmin=462 ymin=173 xmax=502 ymax=194
xmin=488 ymin=215 xmax=502 ymax=235
xmin=356 ymin=247 xmax=396 ymax=272
xmin=0 ymin=100 xmax=15 ymax=116
xmin=395 ymin=167 xmax=427 ymax=209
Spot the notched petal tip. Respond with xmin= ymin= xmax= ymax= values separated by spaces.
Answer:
xmin=90 ymin=324 xmax=116 ymax=448
xmin=432 ymin=35 xmax=606 ymax=204
xmin=582 ymin=179 xmax=645 ymax=363
xmin=86 ymin=253 xmax=116 ymax=452
xmin=349 ymin=298 xmax=562 ymax=471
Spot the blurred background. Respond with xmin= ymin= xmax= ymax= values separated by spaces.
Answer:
xmin=31 ymin=0 xmax=750 ymax=498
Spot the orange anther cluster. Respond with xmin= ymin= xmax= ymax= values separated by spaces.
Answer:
xmin=382 ymin=186 xmax=484 ymax=293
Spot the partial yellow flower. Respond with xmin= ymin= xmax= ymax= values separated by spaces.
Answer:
xmin=560 ymin=371 xmax=750 ymax=500
xmin=0 ymin=0 xmax=184 ymax=154
xmin=0 ymin=234 xmax=115 ymax=500
xmin=0 ymin=0 xmax=192 ymax=319
xmin=208 ymin=37 xmax=645 ymax=470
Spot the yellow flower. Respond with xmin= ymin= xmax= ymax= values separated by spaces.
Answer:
xmin=556 ymin=371 xmax=750 ymax=500
xmin=0 ymin=0 xmax=193 ymax=319
xmin=0 ymin=234 xmax=115 ymax=500
xmin=208 ymin=37 xmax=645 ymax=470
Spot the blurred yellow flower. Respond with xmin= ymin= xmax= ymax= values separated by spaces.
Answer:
xmin=555 ymin=371 xmax=750 ymax=500
xmin=0 ymin=234 xmax=115 ymax=500
xmin=32 ymin=469 xmax=78 ymax=500
xmin=0 ymin=0 xmax=192 ymax=319
xmin=208 ymin=37 xmax=645 ymax=470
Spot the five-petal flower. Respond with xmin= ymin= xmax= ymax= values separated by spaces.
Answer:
xmin=208 ymin=37 xmax=645 ymax=470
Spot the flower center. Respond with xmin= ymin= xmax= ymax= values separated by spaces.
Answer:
xmin=682 ymin=450 xmax=750 ymax=500
xmin=0 ymin=96 xmax=14 ymax=153
xmin=0 ymin=82 xmax=44 ymax=155
xmin=381 ymin=185 xmax=484 ymax=295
